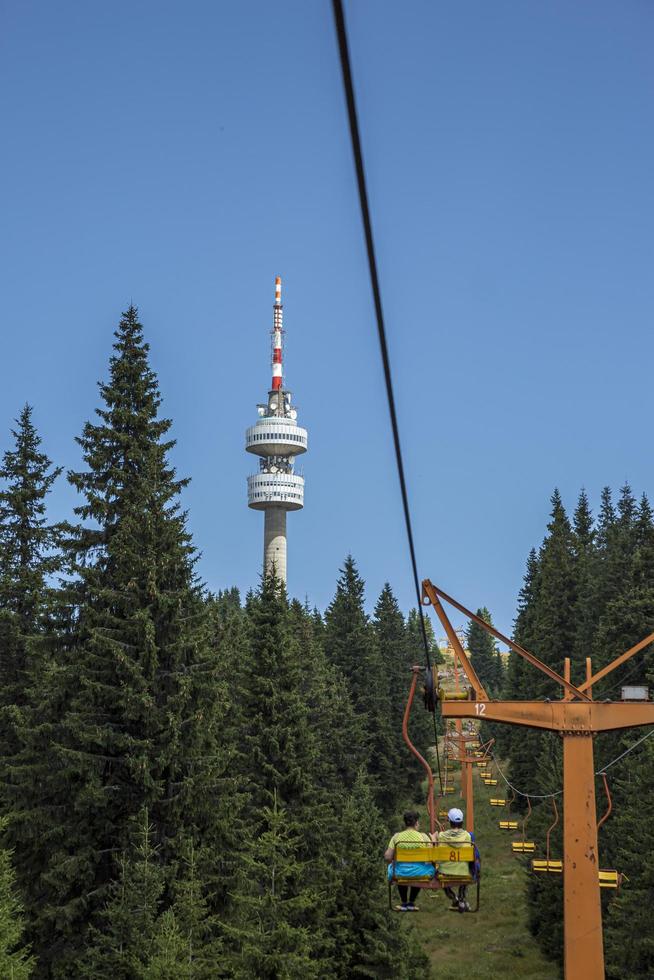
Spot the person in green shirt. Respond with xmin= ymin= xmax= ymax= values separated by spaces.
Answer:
xmin=438 ymin=807 xmax=474 ymax=912
xmin=385 ymin=810 xmax=435 ymax=911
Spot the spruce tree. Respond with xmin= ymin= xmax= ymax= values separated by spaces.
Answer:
xmin=604 ymin=736 xmax=654 ymax=978
xmin=0 ymin=820 xmax=34 ymax=979
xmin=226 ymin=798 xmax=322 ymax=980
xmin=81 ymin=810 xmax=167 ymax=979
xmin=240 ymin=574 xmax=317 ymax=821
xmin=506 ymin=492 xmax=575 ymax=804
xmin=7 ymin=308 xmax=232 ymax=975
xmin=0 ymin=405 xmax=64 ymax=747
xmin=467 ymin=607 xmax=503 ymax=696
xmin=503 ymin=548 xmax=541 ymax=784
xmin=324 ymin=557 xmax=391 ymax=805
xmin=235 ymin=575 xmax=339 ymax=970
xmin=571 ymin=489 xmax=596 ymax=669
xmin=372 ymin=584 xmax=410 ymax=813
xmin=288 ymin=599 xmax=363 ymax=795
xmin=532 ymin=490 xmax=576 ymax=687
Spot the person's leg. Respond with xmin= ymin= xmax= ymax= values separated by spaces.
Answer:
xmin=408 ymin=886 xmax=421 ymax=905
xmin=443 ymin=885 xmax=459 ymax=908
xmin=397 ymin=885 xmax=408 ymax=906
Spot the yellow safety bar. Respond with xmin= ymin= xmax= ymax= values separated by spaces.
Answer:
xmin=394 ymin=843 xmax=476 ymax=863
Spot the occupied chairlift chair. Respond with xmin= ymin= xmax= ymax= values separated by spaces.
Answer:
xmin=389 ymin=666 xmax=481 ymax=912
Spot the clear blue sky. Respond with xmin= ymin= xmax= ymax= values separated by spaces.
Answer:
xmin=1 ymin=1 xmax=653 ymax=635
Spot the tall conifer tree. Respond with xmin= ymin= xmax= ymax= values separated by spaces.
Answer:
xmin=0 ymin=406 xmax=64 ymax=746
xmin=467 ymin=607 xmax=503 ymax=695
xmin=7 ymin=308 xmax=232 ymax=975
xmin=240 ymin=575 xmax=317 ymax=821
xmin=372 ymin=584 xmax=410 ymax=812
xmin=324 ymin=557 xmax=391 ymax=804
xmin=0 ymin=820 xmax=33 ymax=979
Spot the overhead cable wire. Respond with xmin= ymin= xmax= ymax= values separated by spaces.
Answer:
xmin=331 ymin=0 xmax=442 ymax=791
xmin=489 ymin=753 xmax=563 ymax=799
xmin=596 ymin=726 xmax=654 ymax=775
xmin=482 ymin=725 xmax=654 ymax=800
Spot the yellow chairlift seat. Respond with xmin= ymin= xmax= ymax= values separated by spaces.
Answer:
xmin=532 ymin=861 xmax=621 ymax=884
xmin=479 ymin=770 xmax=492 ymax=778
xmin=483 ymin=779 xmax=498 ymax=786
xmin=490 ymin=798 xmax=506 ymax=807
xmin=532 ymin=858 xmax=562 ymax=872
xmin=531 ymin=861 xmax=621 ymax=887
xmin=513 ymin=841 xmax=536 ymax=853
xmin=389 ymin=842 xmax=481 ymax=912
xmin=499 ymin=820 xmax=518 ymax=830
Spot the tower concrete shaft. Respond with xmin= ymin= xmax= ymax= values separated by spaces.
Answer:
xmin=245 ymin=276 xmax=307 ymax=586
xmin=264 ymin=507 xmax=287 ymax=583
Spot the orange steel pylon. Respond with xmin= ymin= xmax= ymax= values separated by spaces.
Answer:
xmin=443 ymin=727 xmax=493 ymax=834
xmin=422 ymin=579 xmax=654 ymax=980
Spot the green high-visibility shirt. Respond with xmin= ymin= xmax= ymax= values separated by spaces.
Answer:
xmin=437 ymin=828 xmax=472 ymax=877
xmin=387 ymin=828 xmax=431 ymax=850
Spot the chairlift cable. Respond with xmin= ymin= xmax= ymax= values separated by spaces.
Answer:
xmin=488 ymin=754 xmax=563 ymax=800
xmin=596 ymin=726 xmax=654 ymax=775
xmin=483 ymin=724 xmax=654 ymax=800
xmin=331 ymin=0 xmax=443 ymax=790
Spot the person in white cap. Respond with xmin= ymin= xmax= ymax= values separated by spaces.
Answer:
xmin=438 ymin=807 xmax=474 ymax=912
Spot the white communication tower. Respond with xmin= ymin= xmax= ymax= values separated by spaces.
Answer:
xmin=245 ymin=276 xmax=307 ymax=585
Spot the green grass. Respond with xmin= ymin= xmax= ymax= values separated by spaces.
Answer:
xmin=393 ymin=760 xmax=557 ymax=979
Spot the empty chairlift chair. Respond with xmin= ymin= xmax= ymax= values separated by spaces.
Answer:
xmin=532 ymin=779 xmax=624 ymax=888
xmin=499 ymin=791 xmax=518 ymax=830
xmin=512 ymin=797 xmax=536 ymax=854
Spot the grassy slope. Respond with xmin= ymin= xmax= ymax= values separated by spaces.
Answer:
xmin=394 ymin=761 xmax=557 ymax=979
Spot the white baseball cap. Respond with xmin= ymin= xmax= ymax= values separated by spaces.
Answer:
xmin=447 ymin=807 xmax=464 ymax=823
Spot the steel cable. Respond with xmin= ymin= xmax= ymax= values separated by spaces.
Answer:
xmin=480 ymin=725 xmax=654 ymax=801
xmin=331 ymin=0 xmax=442 ymax=791
xmin=596 ymin=726 xmax=654 ymax=775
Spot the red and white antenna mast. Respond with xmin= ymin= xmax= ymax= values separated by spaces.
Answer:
xmin=272 ymin=275 xmax=283 ymax=391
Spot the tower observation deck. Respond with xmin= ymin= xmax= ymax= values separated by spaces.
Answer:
xmin=245 ymin=276 xmax=307 ymax=584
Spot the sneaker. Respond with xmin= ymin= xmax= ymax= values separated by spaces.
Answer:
xmin=457 ymin=900 xmax=467 ymax=913
xmin=406 ymin=904 xmax=419 ymax=912
xmin=394 ymin=904 xmax=409 ymax=912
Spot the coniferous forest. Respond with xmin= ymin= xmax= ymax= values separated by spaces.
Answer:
xmin=0 ymin=309 xmax=438 ymax=978
xmin=1 ymin=308 xmax=653 ymax=978
xmin=497 ymin=487 xmax=654 ymax=978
